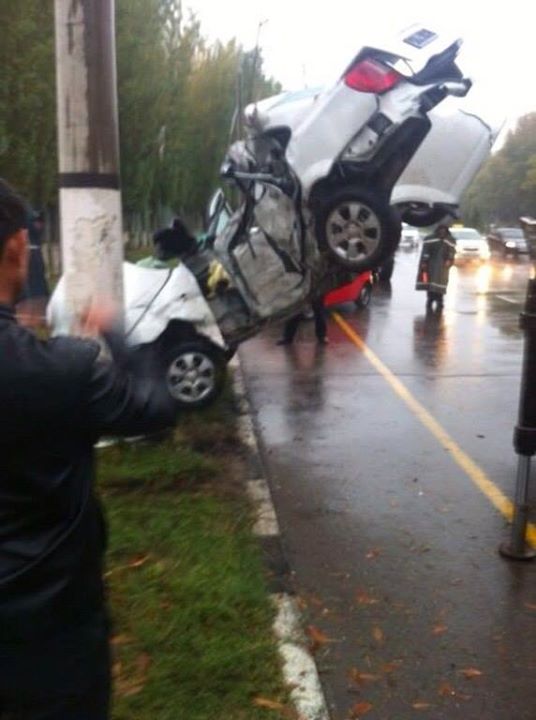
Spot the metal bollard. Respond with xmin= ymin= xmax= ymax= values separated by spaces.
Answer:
xmin=499 ymin=277 xmax=536 ymax=560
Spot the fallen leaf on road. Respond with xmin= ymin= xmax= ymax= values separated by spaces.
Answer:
xmin=438 ymin=681 xmax=455 ymax=697
xmin=457 ymin=692 xmax=473 ymax=701
xmin=432 ymin=624 xmax=448 ymax=636
xmin=415 ymin=544 xmax=431 ymax=553
xmin=349 ymin=668 xmax=380 ymax=684
xmin=365 ymin=548 xmax=381 ymax=560
xmin=381 ymin=661 xmax=401 ymax=674
xmin=355 ymin=590 xmax=378 ymax=605
xmin=372 ymin=626 xmax=384 ymax=643
xmin=349 ymin=701 xmax=373 ymax=717
xmin=461 ymin=668 xmax=483 ymax=680
xmin=412 ymin=702 xmax=432 ymax=710
xmin=306 ymin=625 xmax=331 ymax=653
xmin=524 ymin=602 xmax=536 ymax=611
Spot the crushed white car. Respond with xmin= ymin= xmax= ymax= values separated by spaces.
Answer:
xmin=49 ymin=24 xmax=497 ymax=410
xmin=49 ymin=261 xmax=229 ymax=409
xmin=250 ymin=93 xmax=499 ymax=234
xmin=242 ymin=23 xmax=475 ymax=271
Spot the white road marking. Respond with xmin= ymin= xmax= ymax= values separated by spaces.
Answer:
xmin=237 ymin=413 xmax=258 ymax=450
xmin=247 ymin=480 xmax=280 ymax=537
xmin=233 ymin=356 xmax=330 ymax=719
xmin=272 ymin=593 xmax=330 ymax=720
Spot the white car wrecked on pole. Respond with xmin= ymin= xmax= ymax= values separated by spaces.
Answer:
xmin=49 ymin=24 xmax=496 ymax=409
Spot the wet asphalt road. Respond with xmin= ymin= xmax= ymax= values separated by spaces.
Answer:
xmin=238 ymin=249 xmax=536 ymax=720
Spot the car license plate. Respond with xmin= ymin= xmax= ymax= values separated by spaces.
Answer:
xmin=404 ymin=28 xmax=438 ymax=49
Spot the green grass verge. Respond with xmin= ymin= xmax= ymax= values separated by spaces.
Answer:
xmin=98 ymin=391 xmax=290 ymax=720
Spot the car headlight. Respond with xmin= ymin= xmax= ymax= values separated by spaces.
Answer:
xmin=505 ymin=241 xmax=516 ymax=248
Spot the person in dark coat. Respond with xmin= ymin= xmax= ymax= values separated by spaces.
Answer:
xmin=0 ymin=179 xmax=176 ymax=719
xmin=277 ymin=294 xmax=328 ymax=345
xmin=27 ymin=210 xmax=49 ymax=298
xmin=15 ymin=210 xmax=50 ymax=328
xmin=415 ymin=224 xmax=457 ymax=311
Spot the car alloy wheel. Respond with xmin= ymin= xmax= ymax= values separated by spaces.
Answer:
xmin=162 ymin=339 xmax=226 ymax=409
xmin=167 ymin=350 xmax=216 ymax=404
xmin=315 ymin=187 xmax=401 ymax=272
xmin=326 ymin=200 xmax=382 ymax=265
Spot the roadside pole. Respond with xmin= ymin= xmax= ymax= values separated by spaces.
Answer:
xmin=500 ymin=220 xmax=536 ymax=560
xmin=54 ymin=0 xmax=123 ymax=327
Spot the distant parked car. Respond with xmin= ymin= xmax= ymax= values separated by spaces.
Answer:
xmin=399 ymin=223 xmax=420 ymax=249
xmin=450 ymin=226 xmax=490 ymax=263
xmin=487 ymin=227 xmax=529 ymax=257
xmin=520 ymin=217 xmax=536 ymax=260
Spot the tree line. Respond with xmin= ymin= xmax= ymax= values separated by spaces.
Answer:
xmin=461 ymin=113 xmax=536 ymax=228
xmin=0 ymin=0 xmax=280 ymax=239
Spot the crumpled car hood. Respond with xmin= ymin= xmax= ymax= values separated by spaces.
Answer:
xmin=48 ymin=262 xmax=225 ymax=349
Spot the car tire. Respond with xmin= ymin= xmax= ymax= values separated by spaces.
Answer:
xmin=316 ymin=188 xmax=401 ymax=272
xmin=162 ymin=339 xmax=226 ymax=410
xmin=355 ymin=281 xmax=372 ymax=308
xmin=400 ymin=206 xmax=448 ymax=228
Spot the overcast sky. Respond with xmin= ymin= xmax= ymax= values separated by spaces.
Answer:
xmin=184 ymin=0 xmax=535 ymax=141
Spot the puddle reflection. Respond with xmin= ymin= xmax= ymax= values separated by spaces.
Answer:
xmin=413 ymin=308 xmax=448 ymax=370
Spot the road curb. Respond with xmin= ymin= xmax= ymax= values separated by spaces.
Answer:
xmin=230 ymin=355 xmax=330 ymax=720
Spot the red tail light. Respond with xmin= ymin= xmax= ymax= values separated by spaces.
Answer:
xmin=344 ymin=58 xmax=401 ymax=94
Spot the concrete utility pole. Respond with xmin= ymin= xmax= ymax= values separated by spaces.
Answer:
xmin=54 ymin=0 xmax=123 ymax=327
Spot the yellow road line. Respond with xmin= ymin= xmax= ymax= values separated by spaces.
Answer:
xmin=332 ymin=311 xmax=536 ymax=547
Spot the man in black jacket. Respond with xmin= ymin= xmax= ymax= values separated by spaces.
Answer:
xmin=0 ymin=179 xmax=176 ymax=719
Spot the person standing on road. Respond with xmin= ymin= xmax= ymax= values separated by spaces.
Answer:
xmin=415 ymin=223 xmax=457 ymax=311
xmin=277 ymin=294 xmax=328 ymax=346
xmin=0 ymin=179 xmax=176 ymax=719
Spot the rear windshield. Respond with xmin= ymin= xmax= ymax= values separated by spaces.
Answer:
xmin=451 ymin=229 xmax=481 ymax=240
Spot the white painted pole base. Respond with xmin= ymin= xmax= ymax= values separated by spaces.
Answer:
xmin=59 ymin=187 xmax=124 ymax=327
